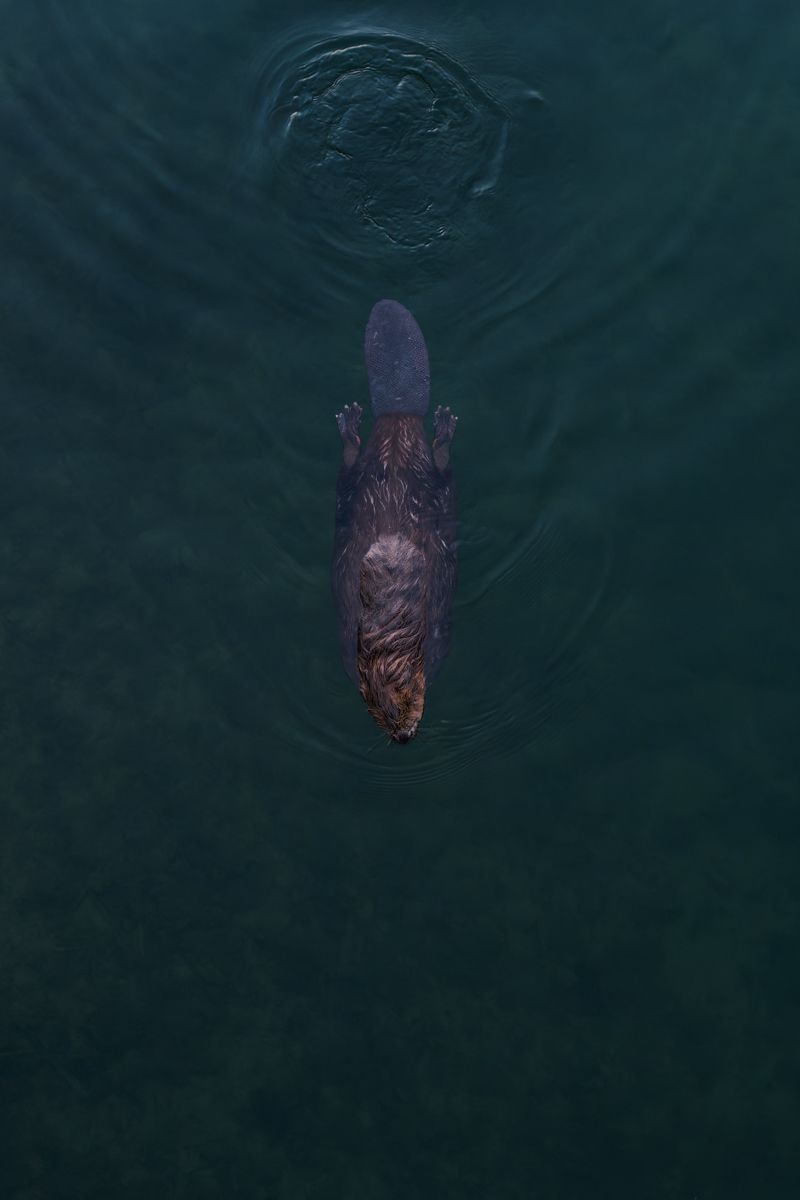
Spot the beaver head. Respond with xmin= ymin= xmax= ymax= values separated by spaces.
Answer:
xmin=357 ymin=534 xmax=427 ymax=743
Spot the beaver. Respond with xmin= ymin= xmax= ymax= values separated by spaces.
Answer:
xmin=332 ymin=299 xmax=458 ymax=743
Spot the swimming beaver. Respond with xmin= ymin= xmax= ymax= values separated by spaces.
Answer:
xmin=332 ymin=299 xmax=458 ymax=743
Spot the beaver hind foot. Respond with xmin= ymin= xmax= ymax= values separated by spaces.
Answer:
xmin=357 ymin=534 xmax=427 ymax=743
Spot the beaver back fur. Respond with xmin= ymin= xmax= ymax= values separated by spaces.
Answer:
xmin=332 ymin=408 xmax=457 ymax=743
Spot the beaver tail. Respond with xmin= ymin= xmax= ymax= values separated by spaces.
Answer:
xmin=364 ymin=299 xmax=430 ymax=416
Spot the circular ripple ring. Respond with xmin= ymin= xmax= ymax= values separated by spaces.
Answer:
xmin=249 ymin=33 xmax=508 ymax=250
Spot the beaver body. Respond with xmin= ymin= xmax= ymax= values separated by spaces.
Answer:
xmin=332 ymin=300 xmax=457 ymax=743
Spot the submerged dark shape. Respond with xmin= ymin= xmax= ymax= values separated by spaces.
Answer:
xmin=332 ymin=300 xmax=458 ymax=743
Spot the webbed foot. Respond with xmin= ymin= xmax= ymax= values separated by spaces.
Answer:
xmin=336 ymin=402 xmax=362 ymax=467
xmin=433 ymin=405 xmax=457 ymax=470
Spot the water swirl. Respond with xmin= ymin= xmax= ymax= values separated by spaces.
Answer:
xmin=243 ymin=31 xmax=509 ymax=255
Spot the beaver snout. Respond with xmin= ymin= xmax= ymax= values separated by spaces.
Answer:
xmin=393 ymin=727 xmax=416 ymax=745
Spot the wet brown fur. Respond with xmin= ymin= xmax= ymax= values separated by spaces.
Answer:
xmin=333 ymin=412 xmax=457 ymax=742
xmin=357 ymin=534 xmax=427 ymax=736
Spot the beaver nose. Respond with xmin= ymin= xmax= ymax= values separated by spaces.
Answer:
xmin=395 ymin=729 xmax=414 ymax=744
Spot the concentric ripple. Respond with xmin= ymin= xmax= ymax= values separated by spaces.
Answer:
xmin=244 ymin=32 xmax=509 ymax=252
xmin=2 ymin=2 xmax=784 ymax=791
xmin=266 ymin=500 xmax=617 ymax=788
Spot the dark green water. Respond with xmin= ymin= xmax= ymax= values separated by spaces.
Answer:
xmin=2 ymin=0 xmax=799 ymax=1195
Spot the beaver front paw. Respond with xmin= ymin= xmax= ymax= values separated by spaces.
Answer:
xmin=336 ymin=403 xmax=362 ymax=466
xmin=433 ymin=405 xmax=457 ymax=469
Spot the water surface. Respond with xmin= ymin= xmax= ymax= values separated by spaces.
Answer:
xmin=2 ymin=0 xmax=799 ymax=1196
